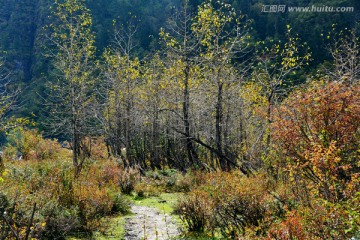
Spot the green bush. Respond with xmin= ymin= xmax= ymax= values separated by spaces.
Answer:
xmin=41 ymin=204 xmax=82 ymax=240
xmin=111 ymin=194 xmax=131 ymax=214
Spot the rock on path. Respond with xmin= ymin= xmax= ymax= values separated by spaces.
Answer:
xmin=124 ymin=205 xmax=180 ymax=240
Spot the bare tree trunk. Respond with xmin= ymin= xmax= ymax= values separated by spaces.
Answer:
xmin=183 ymin=64 xmax=199 ymax=167
xmin=150 ymin=107 xmax=161 ymax=169
xmin=71 ymin=86 xmax=80 ymax=177
xmin=215 ymin=70 xmax=227 ymax=170
xmin=266 ymin=91 xmax=274 ymax=153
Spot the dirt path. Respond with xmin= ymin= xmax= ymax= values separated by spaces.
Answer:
xmin=124 ymin=205 xmax=180 ymax=240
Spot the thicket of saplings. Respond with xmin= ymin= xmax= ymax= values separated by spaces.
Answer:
xmin=0 ymin=80 xmax=359 ymax=239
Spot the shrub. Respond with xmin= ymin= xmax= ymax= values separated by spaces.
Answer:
xmin=143 ymin=169 xmax=193 ymax=193
xmin=0 ymin=146 xmax=132 ymax=238
xmin=134 ymin=181 xmax=161 ymax=198
xmin=3 ymin=127 xmax=67 ymax=161
xmin=176 ymin=172 xmax=273 ymax=237
xmin=159 ymin=169 xmax=178 ymax=177
xmin=176 ymin=189 xmax=213 ymax=232
xmin=298 ymin=198 xmax=359 ymax=239
xmin=118 ymin=167 xmax=139 ymax=194
xmin=272 ymin=81 xmax=360 ymax=202
xmin=173 ymin=173 xmax=192 ymax=192
xmin=267 ymin=210 xmax=307 ymax=240
xmin=111 ymin=194 xmax=131 ymax=214
xmin=41 ymin=204 xmax=82 ymax=240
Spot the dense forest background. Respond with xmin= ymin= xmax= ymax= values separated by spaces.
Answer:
xmin=0 ymin=0 xmax=359 ymax=123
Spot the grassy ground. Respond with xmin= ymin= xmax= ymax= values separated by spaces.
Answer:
xmin=132 ymin=193 xmax=182 ymax=215
xmin=92 ymin=215 xmax=127 ymax=240
xmin=66 ymin=214 xmax=127 ymax=240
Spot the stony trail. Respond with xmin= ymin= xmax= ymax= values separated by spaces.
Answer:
xmin=124 ymin=205 xmax=180 ymax=240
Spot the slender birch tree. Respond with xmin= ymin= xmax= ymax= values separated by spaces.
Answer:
xmin=47 ymin=0 xmax=97 ymax=176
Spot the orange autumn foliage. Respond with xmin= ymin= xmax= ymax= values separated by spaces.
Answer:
xmin=272 ymin=81 xmax=360 ymax=201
